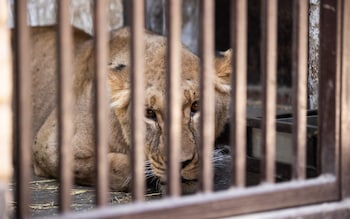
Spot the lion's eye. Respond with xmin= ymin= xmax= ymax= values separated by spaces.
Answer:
xmin=145 ymin=109 xmax=157 ymax=121
xmin=190 ymin=101 xmax=200 ymax=114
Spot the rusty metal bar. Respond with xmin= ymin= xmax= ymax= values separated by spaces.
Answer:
xmin=260 ymin=0 xmax=277 ymax=183
xmin=13 ymin=0 xmax=31 ymax=218
xmin=93 ymin=0 xmax=109 ymax=206
xmin=57 ymin=0 xmax=74 ymax=213
xmin=0 ymin=0 xmax=12 ymax=207
xmin=166 ymin=0 xmax=182 ymax=196
xmin=230 ymin=0 xmax=247 ymax=187
xmin=341 ymin=0 xmax=350 ymax=199
xmin=319 ymin=0 xmax=340 ymax=176
xmin=199 ymin=0 xmax=215 ymax=193
xmin=47 ymin=177 xmax=339 ymax=219
xmin=291 ymin=0 xmax=308 ymax=180
xmin=130 ymin=0 xmax=145 ymax=201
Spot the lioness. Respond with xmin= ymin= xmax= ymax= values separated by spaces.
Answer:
xmin=31 ymin=26 xmax=231 ymax=194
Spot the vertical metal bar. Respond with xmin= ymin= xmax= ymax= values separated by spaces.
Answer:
xmin=130 ymin=0 xmax=145 ymax=201
xmin=57 ymin=0 xmax=73 ymax=213
xmin=230 ymin=0 xmax=247 ymax=187
xmin=291 ymin=0 xmax=308 ymax=180
xmin=0 ymin=0 xmax=12 ymax=190
xmin=319 ymin=0 xmax=340 ymax=176
xmin=93 ymin=0 xmax=109 ymax=206
xmin=260 ymin=0 xmax=277 ymax=183
xmin=341 ymin=0 xmax=350 ymax=199
xmin=166 ymin=0 xmax=182 ymax=197
xmin=199 ymin=0 xmax=215 ymax=193
xmin=14 ymin=0 xmax=31 ymax=218
xmin=0 ymin=1 xmax=13 ymax=217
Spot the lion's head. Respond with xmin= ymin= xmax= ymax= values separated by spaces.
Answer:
xmin=107 ymin=28 xmax=231 ymax=194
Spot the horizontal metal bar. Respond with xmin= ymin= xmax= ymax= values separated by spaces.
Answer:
xmin=229 ymin=199 xmax=350 ymax=219
xmin=46 ymin=176 xmax=339 ymax=219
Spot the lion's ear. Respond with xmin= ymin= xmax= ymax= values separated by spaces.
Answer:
xmin=108 ymin=64 xmax=130 ymax=109
xmin=214 ymin=49 xmax=232 ymax=94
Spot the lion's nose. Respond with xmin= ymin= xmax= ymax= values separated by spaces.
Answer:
xmin=181 ymin=153 xmax=196 ymax=169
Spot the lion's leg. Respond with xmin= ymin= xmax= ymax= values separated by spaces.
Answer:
xmin=33 ymin=109 xmax=59 ymax=178
xmin=74 ymin=153 xmax=131 ymax=192
xmin=33 ymin=109 xmax=132 ymax=191
xmin=108 ymin=153 xmax=131 ymax=191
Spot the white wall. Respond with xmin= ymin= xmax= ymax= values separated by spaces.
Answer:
xmin=7 ymin=0 xmax=124 ymax=35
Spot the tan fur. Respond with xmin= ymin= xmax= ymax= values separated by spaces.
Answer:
xmin=31 ymin=26 xmax=232 ymax=193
